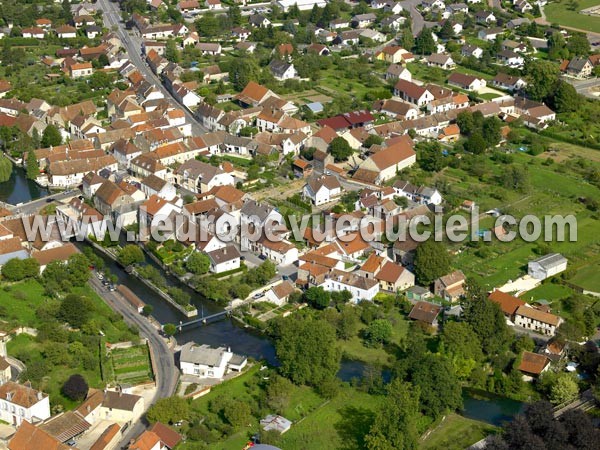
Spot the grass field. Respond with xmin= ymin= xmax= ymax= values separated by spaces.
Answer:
xmin=278 ymin=387 xmax=383 ymax=450
xmin=420 ymin=414 xmax=497 ymax=450
xmin=339 ymin=308 xmax=409 ymax=366
xmin=569 ymin=262 xmax=600 ymax=292
xmin=108 ymin=345 xmax=154 ymax=386
xmin=544 ymin=0 xmax=600 ymax=32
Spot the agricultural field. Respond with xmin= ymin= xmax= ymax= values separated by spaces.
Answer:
xmin=107 ymin=344 xmax=154 ymax=386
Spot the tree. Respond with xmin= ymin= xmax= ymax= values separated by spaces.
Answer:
xmin=398 ymin=352 xmax=463 ymax=418
xmin=26 ymin=150 xmax=39 ymax=180
xmin=482 ymin=117 xmax=502 ymax=148
xmin=41 ymin=124 xmax=62 ymax=148
xmin=364 ymin=134 xmax=383 ymax=148
xmin=118 ymin=244 xmax=144 ymax=267
xmin=464 ymin=132 xmax=487 ymax=154
xmin=549 ymin=373 xmax=579 ymax=405
xmin=227 ymin=4 xmax=243 ymax=26
xmin=163 ymin=323 xmax=177 ymax=336
xmin=61 ymin=374 xmax=89 ymax=401
xmin=223 ymin=399 xmax=252 ymax=427
xmin=400 ymin=28 xmax=415 ymax=52
xmin=439 ymin=20 xmax=454 ymax=39
xmin=364 ymin=319 xmax=393 ymax=347
xmin=165 ymin=39 xmax=180 ymax=63
xmin=440 ymin=322 xmax=483 ymax=379
xmin=329 ymin=137 xmax=353 ymax=162
xmin=228 ymin=57 xmax=261 ymax=91
xmin=418 ymin=141 xmax=444 ymax=171
xmin=303 ymin=286 xmax=330 ymax=309
xmin=142 ymin=305 xmax=154 ymax=316
xmin=1 ymin=258 xmax=39 ymax=281
xmin=415 ymin=28 xmax=436 ymax=55
xmin=501 ymin=165 xmax=529 ymax=192
xmin=413 ymin=241 xmax=451 ymax=285
xmin=525 ymin=60 xmax=560 ymax=102
xmin=456 ymin=110 xmax=475 ymax=135
xmin=59 ymin=294 xmax=94 ymax=328
xmin=548 ymin=31 xmax=568 ymax=60
xmin=550 ymin=81 xmax=582 ymax=113
xmin=185 ymin=252 xmax=210 ymax=275
xmin=463 ymin=289 xmax=512 ymax=355
xmin=0 ymin=154 xmax=11 ymax=183
xmin=146 ymin=396 xmax=190 ymax=424
xmin=195 ymin=13 xmax=220 ymax=37
xmin=567 ymin=33 xmax=590 ymax=56
xmin=365 ymin=379 xmax=420 ymax=450
xmin=66 ymin=253 xmax=91 ymax=286
xmin=272 ymin=314 xmax=341 ymax=386
xmin=266 ymin=375 xmax=293 ymax=413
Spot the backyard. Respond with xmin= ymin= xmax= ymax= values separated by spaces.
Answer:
xmin=420 ymin=414 xmax=497 ymax=450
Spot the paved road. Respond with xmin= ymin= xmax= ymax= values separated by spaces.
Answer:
xmin=399 ymin=0 xmax=425 ymax=36
xmin=10 ymin=190 xmax=78 ymax=215
xmin=567 ymin=76 xmax=600 ymax=99
xmin=96 ymin=0 xmax=208 ymax=136
xmin=89 ymin=276 xmax=178 ymax=447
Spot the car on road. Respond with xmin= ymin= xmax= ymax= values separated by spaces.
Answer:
xmin=258 ymin=254 xmax=267 ymax=260
xmin=282 ymin=275 xmax=289 ymax=281
xmin=252 ymin=293 xmax=262 ymax=299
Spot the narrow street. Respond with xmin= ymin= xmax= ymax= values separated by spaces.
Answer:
xmin=96 ymin=0 xmax=208 ymax=135
xmin=88 ymin=276 xmax=178 ymax=448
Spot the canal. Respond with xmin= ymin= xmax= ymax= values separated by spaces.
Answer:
xmin=0 ymin=166 xmax=50 ymax=205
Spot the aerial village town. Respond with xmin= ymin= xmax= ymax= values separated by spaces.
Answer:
xmin=0 ymin=0 xmax=599 ymax=449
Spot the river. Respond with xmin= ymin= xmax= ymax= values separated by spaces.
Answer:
xmin=85 ymin=244 xmax=526 ymax=422
xmin=0 ymin=166 xmax=50 ymax=205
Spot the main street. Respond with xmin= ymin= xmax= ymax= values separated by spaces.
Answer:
xmin=89 ymin=276 xmax=178 ymax=448
xmin=96 ymin=0 xmax=208 ymax=136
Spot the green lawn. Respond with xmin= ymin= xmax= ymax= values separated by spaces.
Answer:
xmin=339 ymin=309 xmax=409 ymax=366
xmin=7 ymin=334 xmax=103 ymax=410
xmin=544 ymin=0 xmax=600 ymax=32
xmin=569 ymin=263 xmax=600 ymax=292
xmin=419 ymin=414 xmax=497 ymax=450
xmin=278 ymin=387 xmax=383 ymax=450
xmin=0 ymin=281 xmax=47 ymax=329
xmin=526 ymin=283 xmax=574 ymax=302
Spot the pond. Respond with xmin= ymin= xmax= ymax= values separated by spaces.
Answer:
xmin=0 ymin=166 xmax=50 ymax=205
xmin=462 ymin=389 xmax=525 ymax=426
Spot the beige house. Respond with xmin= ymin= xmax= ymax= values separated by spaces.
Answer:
xmin=433 ymin=270 xmax=465 ymax=302
xmin=375 ymin=261 xmax=415 ymax=292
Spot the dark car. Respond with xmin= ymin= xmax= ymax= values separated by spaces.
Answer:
xmin=258 ymin=254 xmax=267 ymax=260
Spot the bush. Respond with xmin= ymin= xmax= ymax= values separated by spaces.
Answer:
xmin=61 ymin=374 xmax=89 ymax=401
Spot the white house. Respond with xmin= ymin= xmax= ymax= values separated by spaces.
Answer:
xmin=207 ymin=245 xmax=241 ymax=274
xmin=174 ymin=159 xmax=234 ymax=194
xmin=303 ymin=175 xmax=342 ymax=206
xmin=320 ymin=269 xmax=379 ymax=303
xmin=514 ymin=305 xmax=562 ymax=336
xmin=269 ymin=60 xmax=298 ymax=81
xmin=461 ymin=44 xmax=483 ymax=59
xmin=427 ymin=53 xmax=456 ymax=70
xmin=528 ymin=253 xmax=568 ymax=280
xmin=179 ymin=342 xmax=247 ymax=378
xmin=265 ymin=280 xmax=296 ymax=306
xmin=0 ymin=382 xmax=51 ymax=426
xmin=394 ymin=79 xmax=434 ymax=106
xmin=393 ymin=180 xmax=443 ymax=205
